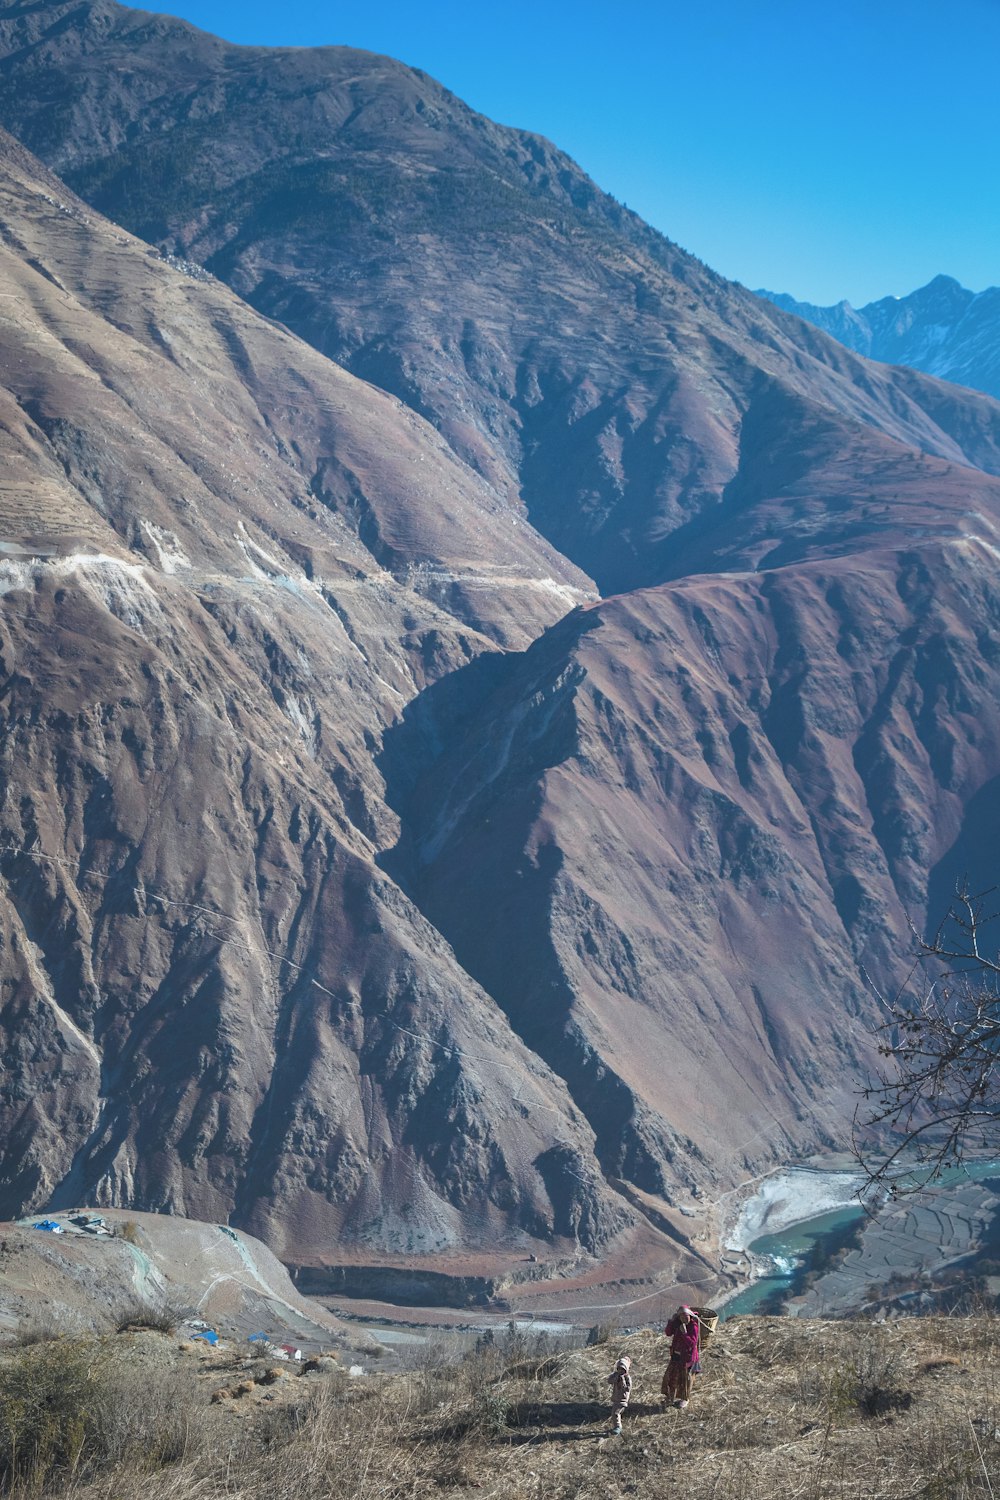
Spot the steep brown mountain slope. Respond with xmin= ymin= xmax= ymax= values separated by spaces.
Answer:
xmin=3 ymin=0 xmax=1000 ymax=596
xmin=382 ymin=535 xmax=1000 ymax=1207
xmin=4 ymin=5 xmax=1000 ymax=1285
xmin=0 ymin=127 xmax=629 ymax=1264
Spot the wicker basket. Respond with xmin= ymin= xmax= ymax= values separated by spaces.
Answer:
xmin=693 ymin=1306 xmax=719 ymax=1345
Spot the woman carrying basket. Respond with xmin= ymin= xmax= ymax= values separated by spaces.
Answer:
xmin=661 ymin=1305 xmax=699 ymax=1409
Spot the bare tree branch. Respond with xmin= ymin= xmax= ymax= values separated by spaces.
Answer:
xmin=854 ymin=883 xmax=1000 ymax=1198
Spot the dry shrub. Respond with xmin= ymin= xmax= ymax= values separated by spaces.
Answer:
xmin=12 ymin=1314 xmax=66 ymax=1348
xmin=0 ymin=1339 xmax=94 ymax=1489
xmin=849 ymin=1328 xmax=912 ymax=1418
xmin=0 ymin=1333 xmax=210 ymax=1492
xmin=398 ymin=1345 xmax=465 ymax=1418
xmin=463 ymin=1384 xmax=514 ymax=1440
xmin=88 ymin=1346 xmax=206 ymax=1468
xmin=113 ymin=1301 xmax=181 ymax=1336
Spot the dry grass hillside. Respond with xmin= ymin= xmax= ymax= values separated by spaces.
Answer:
xmin=1 ymin=1314 xmax=997 ymax=1499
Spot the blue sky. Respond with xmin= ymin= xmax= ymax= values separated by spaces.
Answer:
xmin=128 ymin=0 xmax=1000 ymax=306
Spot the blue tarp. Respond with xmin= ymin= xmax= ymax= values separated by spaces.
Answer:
xmin=33 ymin=1220 xmax=63 ymax=1232
xmin=248 ymin=1332 xmax=269 ymax=1343
xmin=191 ymin=1329 xmax=219 ymax=1346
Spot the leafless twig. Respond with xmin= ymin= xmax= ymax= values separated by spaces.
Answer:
xmin=854 ymin=883 xmax=1000 ymax=1196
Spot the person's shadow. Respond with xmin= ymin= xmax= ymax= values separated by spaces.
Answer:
xmin=503 ymin=1398 xmax=672 ymax=1443
xmin=510 ymin=1399 xmax=599 ymax=1430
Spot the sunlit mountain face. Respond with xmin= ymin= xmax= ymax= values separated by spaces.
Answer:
xmin=1 ymin=2 xmax=1000 ymax=1291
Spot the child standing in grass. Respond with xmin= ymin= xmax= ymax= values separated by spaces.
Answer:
xmin=607 ymin=1354 xmax=632 ymax=1434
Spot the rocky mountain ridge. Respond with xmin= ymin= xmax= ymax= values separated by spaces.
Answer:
xmin=759 ymin=275 xmax=1000 ymax=402
xmin=4 ymin=2 xmax=1000 ymax=597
